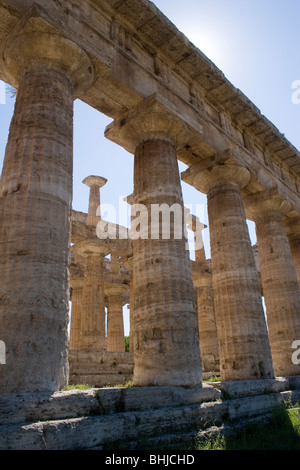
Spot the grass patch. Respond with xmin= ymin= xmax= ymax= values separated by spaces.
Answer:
xmin=65 ymin=384 xmax=95 ymax=391
xmin=193 ymin=404 xmax=300 ymax=450
xmin=65 ymin=381 xmax=135 ymax=390
xmin=204 ymin=376 xmax=221 ymax=383
xmin=102 ymin=380 xmax=134 ymax=388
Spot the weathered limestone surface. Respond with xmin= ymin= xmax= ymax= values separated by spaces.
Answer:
xmin=106 ymin=95 xmax=202 ymax=387
xmin=68 ymin=350 xmax=134 ymax=387
xmin=0 ymin=20 xmax=93 ymax=392
xmin=0 ymin=378 xmax=299 ymax=450
xmin=0 ymin=1 xmax=300 ymax=450
xmin=106 ymin=287 xmax=126 ymax=353
xmin=245 ymin=190 xmax=300 ymax=377
xmin=182 ymin=154 xmax=274 ymax=382
xmin=69 ymin=177 xmax=132 ymax=385
xmin=285 ymin=214 xmax=300 ymax=286
xmin=69 ymin=273 xmax=83 ymax=351
xmin=193 ymin=265 xmax=220 ymax=376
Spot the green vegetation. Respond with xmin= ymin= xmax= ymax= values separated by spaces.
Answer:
xmin=204 ymin=376 xmax=221 ymax=383
xmin=102 ymin=380 xmax=134 ymax=388
xmin=65 ymin=383 xmax=95 ymax=391
xmin=192 ymin=404 xmax=300 ymax=450
xmin=125 ymin=336 xmax=130 ymax=352
xmin=66 ymin=380 xmax=134 ymax=390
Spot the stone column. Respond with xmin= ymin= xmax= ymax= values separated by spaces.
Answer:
xmin=182 ymin=155 xmax=274 ymax=381
xmin=0 ymin=25 xmax=93 ymax=392
xmin=79 ymin=249 xmax=107 ymax=352
xmin=83 ymin=175 xmax=107 ymax=227
xmin=105 ymin=95 xmax=202 ymax=386
xmin=69 ymin=279 xmax=83 ymax=351
xmin=71 ymin=175 xmax=109 ymax=352
xmin=285 ymin=214 xmax=300 ymax=286
xmin=245 ymin=190 xmax=300 ymax=377
xmin=106 ymin=286 xmax=126 ymax=352
xmin=194 ymin=270 xmax=220 ymax=376
xmin=189 ymin=215 xmax=220 ymax=375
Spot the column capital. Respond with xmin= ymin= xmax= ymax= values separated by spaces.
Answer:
xmin=244 ymin=188 xmax=293 ymax=221
xmin=3 ymin=12 xmax=94 ymax=97
xmin=83 ymin=175 xmax=108 ymax=190
xmin=105 ymin=93 xmax=203 ymax=153
xmin=83 ymin=175 xmax=107 ymax=227
xmin=105 ymin=284 xmax=128 ymax=300
xmin=71 ymin=239 xmax=110 ymax=258
xmin=284 ymin=213 xmax=300 ymax=238
xmin=181 ymin=150 xmax=250 ymax=194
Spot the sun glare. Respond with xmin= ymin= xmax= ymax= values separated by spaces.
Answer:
xmin=188 ymin=30 xmax=220 ymax=64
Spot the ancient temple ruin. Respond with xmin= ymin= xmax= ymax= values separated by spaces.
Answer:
xmin=0 ymin=0 xmax=299 ymax=450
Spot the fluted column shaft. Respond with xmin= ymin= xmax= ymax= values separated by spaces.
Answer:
xmin=0 ymin=23 xmax=93 ymax=393
xmin=87 ymin=185 xmax=100 ymax=226
xmin=195 ymin=280 xmax=219 ymax=374
xmin=132 ymin=139 xmax=201 ymax=386
xmin=290 ymin=238 xmax=300 ymax=286
xmin=80 ymin=254 xmax=106 ymax=351
xmin=285 ymin=216 xmax=300 ymax=286
xmin=70 ymin=285 xmax=83 ymax=350
xmin=209 ymin=182 xmax=273 ymax=380
xmin=0 ymin=64 xmax=74 ymax=392
xmin=105 ymin=96 xmax=202 ymax=387
xmin=255 ymin=212 xmax=300 ymax=376
xmin=182 ymin=157 xmax=274 ymax=381
xmin=83 ymin=175 xmax=107 ymax=227
xmin=106 ymin=292 xmax=125 ymax=352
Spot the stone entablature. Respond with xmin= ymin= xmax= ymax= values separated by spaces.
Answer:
xmin=0 ymin=0 xmax=299 ymax=214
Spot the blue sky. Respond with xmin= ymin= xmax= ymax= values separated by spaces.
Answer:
xmin=0 ymin=1 xmax=299 ymax=333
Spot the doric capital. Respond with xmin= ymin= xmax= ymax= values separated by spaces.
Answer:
xmin=105 ymin=284 xmax=128 ymax=300
xmin=83 ymin=176 xmax=107 ymax=189
xmin=284 ymin=213 xmax=300 ymax=238
xmin=244 ymin=188 xmax=293 ymax=222
xmin=3 ymin=11 xmax=94 ymax=97
xmin=181 ymin=150 xmax=250 ymax=194
xmin=105 ymin=94 xmax=203 ymax=153
xmin=71 ymin=239 xmax=110 ymax=258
